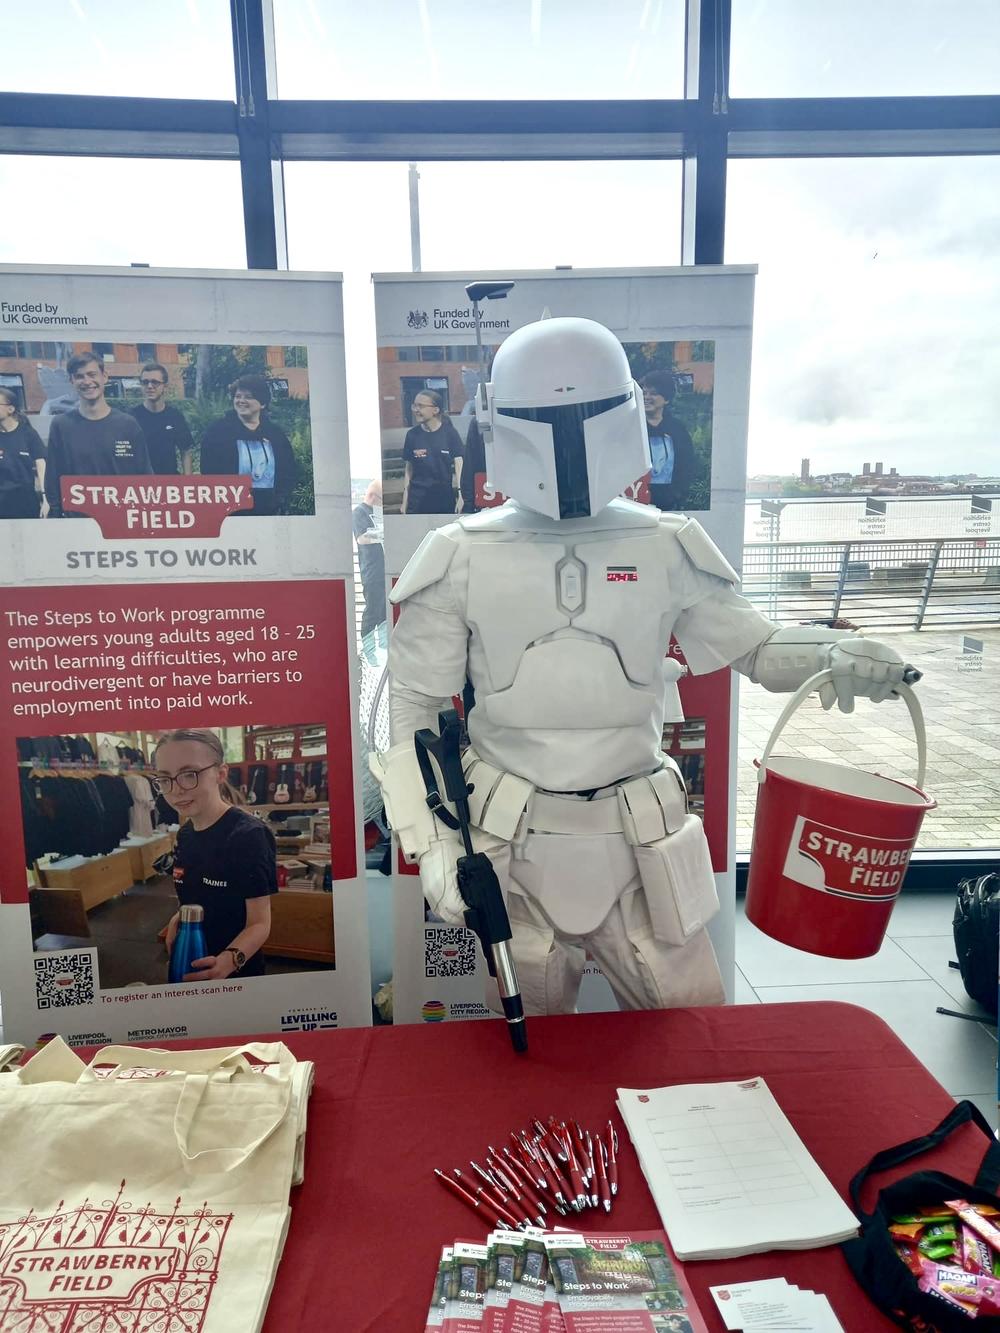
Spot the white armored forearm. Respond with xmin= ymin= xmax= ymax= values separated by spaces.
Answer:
xmin=389 ymin=681 xmax=452 ymax=749
xmin=735 ymin=625 xmax=910 ymax=713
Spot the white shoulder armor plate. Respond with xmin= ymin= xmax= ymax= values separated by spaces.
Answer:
xmin=674 ymin=517 xmax=739 ymax=585
xmin=388 ymin=525 xmax=460 ymax=604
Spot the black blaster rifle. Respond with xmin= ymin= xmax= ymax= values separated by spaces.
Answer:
xmin=414 ymin=709 xmax=528 ymax=1053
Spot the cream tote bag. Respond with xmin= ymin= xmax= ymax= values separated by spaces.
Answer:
xmin=0 ymin=1041 xmax=298 ymax=1333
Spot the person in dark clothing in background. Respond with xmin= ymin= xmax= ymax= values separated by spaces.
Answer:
xmin=640 ymin=370 xmax=697 ymax=513
xmin=200 ymin=374 xmax=296 ymax=517
xmin=401 ymin=389 xmax=464 ymax=515
xmin=352 ymin=478 xmax=386 ymax=660
xmin=130 ymin=361 xmax=195 ymax=475
xmin=0 ymin=387 xmax=47 ymax=518
xmin=44 ymin=352 xmax=152 ymax=517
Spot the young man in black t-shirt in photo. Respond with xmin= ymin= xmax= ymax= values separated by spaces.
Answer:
xmin=44 ymin=351 xmax=153 ymax=517
xmin=130 ymin=360 xmax=195 ymax=475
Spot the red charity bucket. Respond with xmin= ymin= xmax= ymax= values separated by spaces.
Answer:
xmin=745 ymin=669 xmax=935 ymax=959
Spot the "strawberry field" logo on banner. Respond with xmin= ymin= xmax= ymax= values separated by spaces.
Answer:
xmin=781 ymin=814 xmax=914 ymax=901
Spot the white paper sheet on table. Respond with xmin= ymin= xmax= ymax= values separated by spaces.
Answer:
xmin=616 ymin=1076 xmax=858 ymax=1260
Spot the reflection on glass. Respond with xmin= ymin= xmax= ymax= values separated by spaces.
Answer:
xmin=730 ymin=0 xmax=1000 ymax=97
xmin=5 ymin=2 xmax=235 ymax=99
xmin=273 ymin=0 xmax=685 ymax=99
xmin=0 ymin=157 xmax=245 ymax=269
xmin=727 ymin=156 xmax=1000 ymax=853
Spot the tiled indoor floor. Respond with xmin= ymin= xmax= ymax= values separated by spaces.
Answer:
xmin=734 ymin=889 xmax=998 ymax=1128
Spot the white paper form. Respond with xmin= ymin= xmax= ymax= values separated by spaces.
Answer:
xmin=617 ymin=1078 xmax=858 ymax=1260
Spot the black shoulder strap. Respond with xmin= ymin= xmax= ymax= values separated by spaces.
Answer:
xmin=849 ymin=1099 xmax=1000 ymax=1217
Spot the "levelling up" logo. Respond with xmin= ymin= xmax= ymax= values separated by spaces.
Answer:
xmin=781 ymin=814 xmax=914 ymax=901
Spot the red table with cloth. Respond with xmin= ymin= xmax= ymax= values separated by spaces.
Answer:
xmin=91 ymin=1001 xmax=986 ymax=1330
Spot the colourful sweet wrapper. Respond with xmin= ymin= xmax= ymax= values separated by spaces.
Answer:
xmin=962 ymin=1224 xmax=995 ymax=1277
xmin=890 ymin=1222 xmax=926 ymax=1241
xmin=895 ymin=1241 xmax=925 ymax=1278
xmin=918 ymin=1259 xmax=1000 ymax=1316
xmin=946 ymin=1201 xmax=1000 ymax=1256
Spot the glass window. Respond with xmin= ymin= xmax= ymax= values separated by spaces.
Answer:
xmin=0 ymin=157 xmax=246 ymax=269
xmin=416 ymin=160 xmax=682 ymax=270
xmin=273 ymin=0 xmax=685 ymax=99
xmin=137 ymin=344 xmax=157 ymax=362
xmin=284 ymin=159 xmax=681 ymax=487
xmin=284 ymin=162 xmax=413 ymax=487
xmin=730 ymin=0 xmax=1000 ymax=97
xmin=727 ymin=156 xmax=1000 ymax=854
xmin=4 ymin=2 xmax=235 ymax=99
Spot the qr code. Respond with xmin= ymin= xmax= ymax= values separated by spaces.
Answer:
xmin=425 ymin=928 xmax=477 ymax=979
xmin=34 ymin=951 xmax=96 ymax=1009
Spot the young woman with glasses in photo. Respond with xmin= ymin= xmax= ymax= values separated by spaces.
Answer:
xmin=153 ymin=728 xmax=275 ymax=981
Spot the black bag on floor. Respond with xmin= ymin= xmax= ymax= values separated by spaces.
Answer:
xmin=953 ymin=873 xmax=1000 ymax=1015
xmin=842 ymin=1100 xmax=1000 ymax=1331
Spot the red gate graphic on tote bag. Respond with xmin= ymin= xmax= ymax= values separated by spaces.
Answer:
xmin=0 ymin=1182 xmax=232 ymax=1332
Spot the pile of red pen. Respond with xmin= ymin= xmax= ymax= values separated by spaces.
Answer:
xmin=434 ymin=1116 xmax=620 ymax=1232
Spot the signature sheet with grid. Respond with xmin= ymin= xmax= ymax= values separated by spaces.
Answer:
xmin=617 ymin=1077 xmax=858 ymax=1259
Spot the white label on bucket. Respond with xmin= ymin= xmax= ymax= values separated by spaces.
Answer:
xmin=782 ymin=815 xmax=914 ymax=901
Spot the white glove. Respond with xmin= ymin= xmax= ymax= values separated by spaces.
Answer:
xmin=418 ymin=840 xmax=469 ymax=925
xmin=822 ymin=636 xmax=907 ymax=713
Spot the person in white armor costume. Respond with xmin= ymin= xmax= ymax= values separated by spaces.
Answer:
xmin=373 ymin=316 xmax=917 ymax=1015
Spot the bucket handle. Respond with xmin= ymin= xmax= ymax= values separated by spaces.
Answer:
xmin=757 ymin=669 xmax=927 ymax=792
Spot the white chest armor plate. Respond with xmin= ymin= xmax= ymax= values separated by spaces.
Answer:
xmin=462 ymin=525 xmax=686 ymax=790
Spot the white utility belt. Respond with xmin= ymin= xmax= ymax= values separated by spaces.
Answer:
xmin=463 ymin=749 xmax=689 ymax=846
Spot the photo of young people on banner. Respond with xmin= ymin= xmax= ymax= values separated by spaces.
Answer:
xmin=0 ymin=341 xmax=315 ymax=518
xmin=17 ymin=721 xmax=337 ymax=993
xmin=377 ymin=338 xmax=715 ymax=515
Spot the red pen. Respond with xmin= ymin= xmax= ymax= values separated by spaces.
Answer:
xmin=584 ymin=1128 xmax=597 ymax=1197
xmin=521 ymin=1140 xmax=568 ymax=1215
xmin=499 ymin=1147 xmax=549 ymax=1221
xmin=539 ymin=1117 xmax=568 ymax=1162
xmin=477 ymin=1159 xmax=534 ymax=1227
xmin=434 ymin=1168 xmax=515 ymax=1230
xmin=489 ymin=1154 xmax=546 ymax=1228
xmin=561 ymin=1129 xmax=588 ymax=1210
xmin=455 ymin=1168 xmax=524 ymax=1230
xmin=606 ymin=1121 xmax=619 ymax=1196
xmin=596 ymin=1139 xmax=612 ymax=1214
xmin=571 ymin=1120 xmax=591 ymax=1179
xmin=513 ymin=1131 xmax=548 ymax=1190
xmin=540 ymin=1140 xmax=577 ymax=1212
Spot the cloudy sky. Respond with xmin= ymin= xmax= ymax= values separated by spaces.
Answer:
xmin=2 ymin=0 xmax=998 ymax=480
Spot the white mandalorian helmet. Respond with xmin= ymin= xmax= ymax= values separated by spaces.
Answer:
xmin=479 ymin=316 xmax=650 ymax=520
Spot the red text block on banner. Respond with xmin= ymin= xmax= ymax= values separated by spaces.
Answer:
xmin=0 ymin=579 xmax=356 ymax=901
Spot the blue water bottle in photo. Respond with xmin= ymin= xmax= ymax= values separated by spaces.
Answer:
xmin=168 ymin=904 xmax=208 ymax=984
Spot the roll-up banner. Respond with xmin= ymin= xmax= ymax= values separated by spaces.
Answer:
xmin=371 ymin=266 xmax=755 ymax=1025
xmin=0 ymin=265 xmax=372 ymax=1046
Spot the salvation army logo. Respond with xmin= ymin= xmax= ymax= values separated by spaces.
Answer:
xmin=0 ymin=1182 xmax=232 ymax=1328
xmin=407 ymin=309 xmax=429 ymax=330
xmin=781 ymin=814 xmax=913 ymax=901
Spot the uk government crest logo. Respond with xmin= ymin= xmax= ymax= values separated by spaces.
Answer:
xmin=406 ymin=309 xmax=429 ymax=330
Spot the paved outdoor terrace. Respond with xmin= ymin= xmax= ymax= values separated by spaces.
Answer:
xmin=736 ymin=626 xmax=1000 ymax=852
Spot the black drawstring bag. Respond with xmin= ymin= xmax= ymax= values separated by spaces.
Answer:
xmin=842 ymin=1100 xmax=1000 ymax=1330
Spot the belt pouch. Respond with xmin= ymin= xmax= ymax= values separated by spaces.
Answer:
xmin=633 ymin=815 xmax=719 ymax=946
